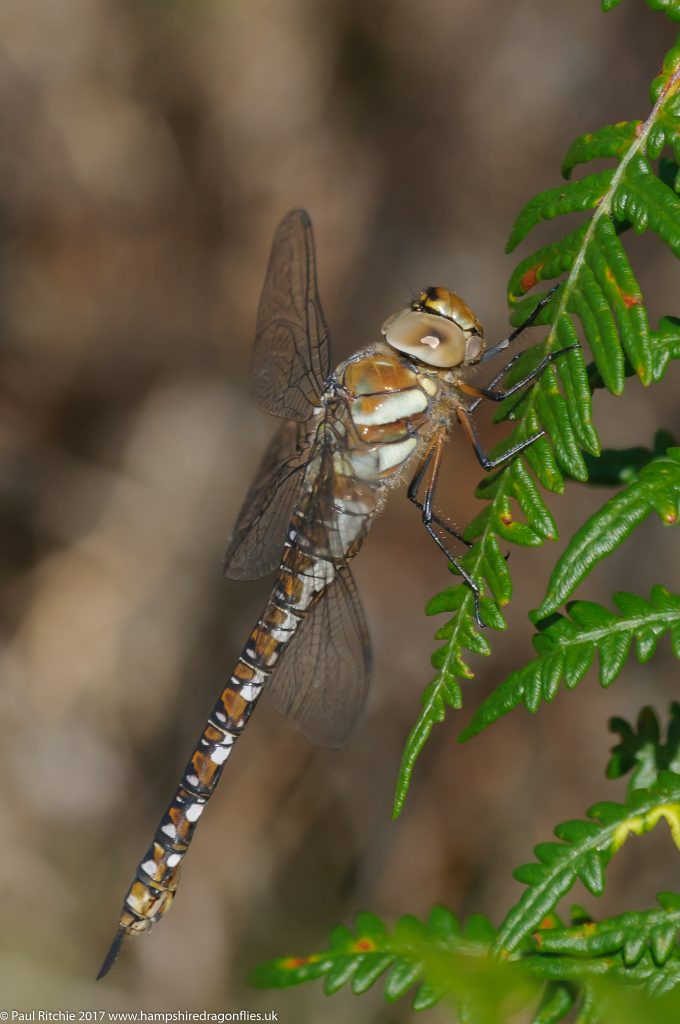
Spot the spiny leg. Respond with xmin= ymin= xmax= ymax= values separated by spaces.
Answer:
xmin=454 ymin=406 xmax=548 ymax=572
xmin=453 ymin=345 xmax=576 ymax=558
xmin=459 ymin=344 xmax=578 ymax=409
xmin=408 ymin=438 xmax=471 ymax=548
xmin=477 ymin=284 xmax=561 ymax=366
xmin=456 ymin=404 xmax=544 ymax=471
xmin=410 ymin=432 xmax=484 ymax=627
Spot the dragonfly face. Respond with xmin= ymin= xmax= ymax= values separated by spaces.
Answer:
xmin=98 ymin=208 xmax=568 ymax=980
xmin=382 ymin=286 xmax=485 ymax=369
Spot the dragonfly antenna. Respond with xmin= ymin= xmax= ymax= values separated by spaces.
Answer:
xmin=97 ymin=927 xmax=126 ymax=980
xmin=403 ymin=276 xmax=417 ymax=301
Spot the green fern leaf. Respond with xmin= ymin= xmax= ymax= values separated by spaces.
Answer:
xmin=395 ymin=35 xmax=680 ymax=817
xmin=524 ymin=950 xmax=680 ymax=1006
xmin=252 ymin=898 xmax=680 ymax=1015
xmin=587 ymin=315 xmax=680 ymax=391
xmin=250 ymin=906 xmax=497 ymax=1012
xmin=562 ymin=122 xmax=639 ymax=178
xmin=461 ymin=589 xmax=680 ymax=740
xmin=537 ymin=448 xmax=680 ymax=617
xmin=607 ymin=703 xmax=680 ymax=791
xmin=532 ymin=895 xmax=680 ymax=967
xmin=532 ymin=981 xmax=577 ymax=1024
xmin=506 ymin=173 xmax=614 ymax=252
xmin=494 ymin=773 xmax=680 ymax=955
xmin=615 ymin=154 xmax=680 ymax=254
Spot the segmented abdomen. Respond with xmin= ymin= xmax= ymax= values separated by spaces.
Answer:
xmin=113 ymin=535 xmax=336 ymax=940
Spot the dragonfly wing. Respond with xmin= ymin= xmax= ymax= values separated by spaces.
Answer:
xmin=223 ymin=419 xmax=311 ymax=580
xmin=294 ymin=419 xmax=377 ymax=564
xmin=251 ymin=209 xmax=331 ymax=422
xmin=266 ymin=564 xmax=372 ymax=747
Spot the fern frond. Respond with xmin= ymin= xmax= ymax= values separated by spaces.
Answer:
xmin=460 ymin=588 xmax=680 ymax=740
xmin=252 ymin=893 xmax=680 ymax=1016
xmin=524 ymin=952 xmax=680 ymax=1006
xmin=394 ymin=37 xmax=680 ymax=816
xmin=536 ymin=448 xmax=680 ymax=617
xmin=587 ymin=314 xmax=680 ymax=389
xmin=494 ymin=771 xmax=680 ymax=955
xmin=250 ymin=906 xmax=502 ymax=1012
xmin=561 ymin=122 xmax=639 ymax=178
xmin=607 ymin=703 xmax=680 ymax=791
xmin=531 ymin=893 xmax=680 ymax=967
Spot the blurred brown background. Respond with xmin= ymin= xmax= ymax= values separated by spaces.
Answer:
xmin=0 ymin=1 xmax=678 ymax=1019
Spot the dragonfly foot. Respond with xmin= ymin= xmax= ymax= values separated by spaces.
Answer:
xmin=470 ymin=587 xmax=486 ymax=630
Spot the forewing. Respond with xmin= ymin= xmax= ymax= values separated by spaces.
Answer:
xmin=266 ymin=565 xmax=372 ymax=747
xmin=223 ymin=419 xmax=310 ymax=580
xmin=251 ymin=209 xmax=331 ymax=421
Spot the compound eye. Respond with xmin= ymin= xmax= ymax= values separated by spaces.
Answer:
xmin=465 ymin=334 xmax=484 ymax=364
xmin=382 ymin=310 xmax=466 ymax=368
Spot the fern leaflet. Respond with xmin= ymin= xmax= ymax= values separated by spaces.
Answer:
xmin=607 ymin=703 xmax=680 ymax=791
xmin=537 ymin=447 xmax=680 ymax=617
xmin=531 ymin=893 xmax=680 ymax=967
xmin=461 ymin=587 xmax=680 ymax=740
xmin=494 ymin=771 xmax=680 ymax=954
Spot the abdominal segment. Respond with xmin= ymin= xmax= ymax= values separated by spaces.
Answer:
xmin=115 ymin=542 xmax=335 ymax=938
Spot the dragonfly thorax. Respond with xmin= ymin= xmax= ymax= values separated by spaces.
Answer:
xmin=381 ymin=287 xmax=485 ymax=369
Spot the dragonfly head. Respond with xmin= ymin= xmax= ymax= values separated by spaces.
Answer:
xmin=381 ymin=287 xmax=485 ymax=368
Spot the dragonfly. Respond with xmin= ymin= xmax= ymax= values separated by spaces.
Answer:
xmin=98 ymin=209 xmax=569 ymax=978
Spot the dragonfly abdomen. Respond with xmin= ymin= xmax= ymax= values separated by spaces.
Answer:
xmin=99 ymin=539 xmax=337 ymax=976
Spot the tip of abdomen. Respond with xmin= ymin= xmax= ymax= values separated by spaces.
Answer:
xmin=96 ymin=927 xmax=126 ymax=980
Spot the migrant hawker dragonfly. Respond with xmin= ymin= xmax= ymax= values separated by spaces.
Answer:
xmin=98 ymin=209 xmax=568 ymax=978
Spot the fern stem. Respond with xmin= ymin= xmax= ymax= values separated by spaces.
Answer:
xmin=549 ymin=61 xmax=680 ymax=355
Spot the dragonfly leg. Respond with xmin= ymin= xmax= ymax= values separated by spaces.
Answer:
xmin=411 ymin=433 xmax=484 ymax=627
xmin=456 ymin=404 xmax=544 ymax=471
xmin=477 ymin=284 xmax=560 ymax=365
xmin=408 ymin=440 xmax=471 ymax=548
xmin=459 ymin=344 xmax=578 ymax=406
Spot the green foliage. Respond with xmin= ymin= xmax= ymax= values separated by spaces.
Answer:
xmin=495 ymin=771 xmax=680 ymax=954
xmin=607 ymin=703 xmax=680 ymax=791
xmin=537 ymin=447 xmax=680 ymax=617
xmin=530 ymin=893 xmax=680 ymax=966
xmin=587 ymin=315 xmax=680 ymax=389
xmin=254 ymin=727 xmax=680 ymax=1019
xmin=251 ymin=907 xmax=510 ymax=1015
xmin=458 ymin=440 xmax=680 ymax=738
xmin=460 ymin=587 xmax=680 ymax=740
xmin=393 ymin=25 xmax=680 ymax=817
